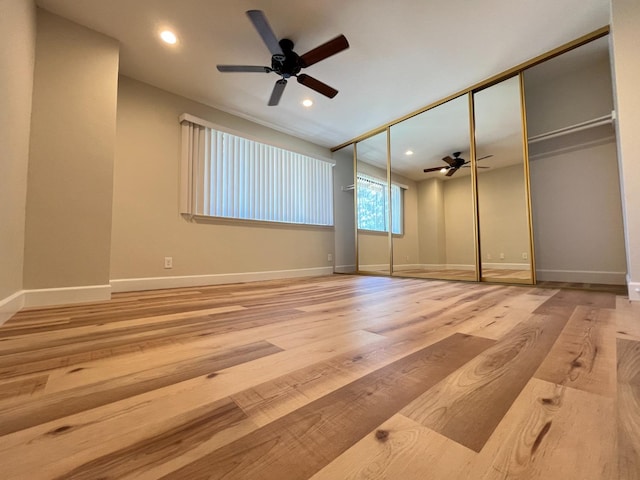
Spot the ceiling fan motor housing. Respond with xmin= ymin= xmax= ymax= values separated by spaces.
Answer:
xmin=272 ymin=39 xmax=301 ymax=78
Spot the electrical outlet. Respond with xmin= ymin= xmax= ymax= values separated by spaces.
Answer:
xmin=500 ymin=253 xmax=505 ymax=260
xmin=327 ymin=253 xmax=333 ymax=262
xmin=164 ymin=257 xmax=173 ymax=269
xmin=522 ymin=252 xmax=528 ymax=260
xmin=487 ymin=253 xmax=492 ymax=260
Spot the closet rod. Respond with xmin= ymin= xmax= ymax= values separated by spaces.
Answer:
xmin=528 ymin=113 xmax=614 ymax=144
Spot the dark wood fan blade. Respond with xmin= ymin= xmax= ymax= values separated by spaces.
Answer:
xmin=246 ymin=10 xmax=284 ymax=57
xmin=217 ymin=65 xmax=272 ymax=73
xmin=268 ymin=79 xmax=287 ymax=106
xmin=297 ymin=74 xmax=338 ymax=98
xmin=423 ymin=167 xmax=445 ymax=173
xmin=300 ymin=35 xmax=349 ymax=68
xmin=445 ymin=167 xmax=459 ymax=177
xmin=462 ymin=165 xmax=490 ymax=168
xmin=442 ymin=156 xmax=456 ymax=166
xmin=477 ymin=154 xmax=494 ymax=161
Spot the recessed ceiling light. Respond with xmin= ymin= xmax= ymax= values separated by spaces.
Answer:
xmin=160 ymin=30 xmax=177 ymax=45
xmin=302 ymin=99 xmax=313 ymax=107
xmin=405 ymin=150 xmax=414 ymax=156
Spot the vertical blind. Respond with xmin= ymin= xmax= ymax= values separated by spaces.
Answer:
xmin=357 ymin=173 xmax=403 ymax=234
xmin=181 ymin=116 xmax=334 ymax=226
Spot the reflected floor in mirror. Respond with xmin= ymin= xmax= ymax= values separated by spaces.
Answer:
xmin=393 ymin=268 xmax=477 ymax=281
xmin=393 ymin=267 xmax=531 ymax=283
xmin=0 ymin=274 xmax=637 ymax=479
xmin=481 ymin=268 xmax=533 ymax=283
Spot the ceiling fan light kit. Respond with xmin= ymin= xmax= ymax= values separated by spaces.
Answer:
xmin=423 ymin=152 xmax=493 ymax=177
xmin=216 ymin=10 xmax=349 ymax=106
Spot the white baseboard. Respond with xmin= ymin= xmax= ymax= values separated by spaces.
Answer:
xmin=626 ymin=278 xmax=639 ymax=301
xmin=0 ymin=284 xmax=112 ymax=324
xmin=110 ymin=267 xmax=334 ymax=293
xmin=0 ymin=290 xmax=26 ymax=326
xmin=357 ymin=264 xmax=390 ymax=272
xmin=434 ymin=264 xmax=476 ymax=271
xmin=391 ymin=263 xmax=423 ymax=272
xmin=484 ymin=262 xmax=530 ymax=271
xmin=23 ymin=285 xmax=112 ymax=308
xmin=536 ymin=269 xmax=627 ymax=286
xmin=334 ymin=264 xmax=356 ymax=274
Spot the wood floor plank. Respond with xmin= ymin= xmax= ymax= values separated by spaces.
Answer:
xmin=0 ymin=374 xmax=48 ymax=403
xmin=617 ymin=338 xmax=640 ymax=479
xmin=0 ymin=340 xmax=282 ymax=436
xmin=159 ymin=333 xmax=494 ymax=480
xmin=456 ymin=291 xmax=551 ymax=340
xmin=234 ymin=326 xmax=493 ymax=427
xmin=372 ymin=286 xmax=522 ymax=338
xmin=613 ymin=297 xmax=640 ymax=341
xmin=535 ymin=305 xmax=616 ymax=397
xmin=52 ymin=398 xmax=248 ymax=480
xmin=0 ymin=305 xmax=247 ymax=354
xmin=0 ymin=329 xmax=385 ymax=477
xmin=464 ymin=378 xmax=617 ymax=479
xmin=534 ymin=289 xmax=616 ymax=314
xmin=309 ymin=413 xmax=476 ymax=480
xmin=0 ymin=308 xmax=305 ymax=380
xmin=0 ymin=275 xmax=628 ymax=479
xmin=401 ymin=310 xmax=569 ymax=452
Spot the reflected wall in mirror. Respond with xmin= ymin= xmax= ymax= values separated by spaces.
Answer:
xmin=356 ymin=130 xmax=390 ymax=274
xmin=332 ymin=144 xmax=356 ymax=273
xmin=474 ymin=75 xmax=533 ymax=283
xmin=390 ymin=94 xmax=476 ymax=281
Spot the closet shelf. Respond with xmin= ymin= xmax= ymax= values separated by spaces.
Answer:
xmin=528 ymin=112 xmax=615 ymax=144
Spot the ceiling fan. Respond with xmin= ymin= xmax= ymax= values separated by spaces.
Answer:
xmin=423 ymin=152 xmax=493 ymax=177
xmin=216 ymin=10 xmax=349 ymax=106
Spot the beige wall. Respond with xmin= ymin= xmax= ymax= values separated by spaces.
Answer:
xmin=525 ymin=49 xmax=614 ymax=136
xmin=392 ymin=175 xmax=419 ymax=268
xmin=530 ymin=141 xmax=626 ymax=281
xmin=477 ymin=164 xmax=530 ymax=265
xmin=417 ymin=178 xmax=446 ymax=265
xmin=611 ymin=0 xmax=640 ymax=300
xmin=23 ymin=10 xmax=119 ymax=289
xmin=443 ymin=176 xmax=476 ymax=266
xmin=0 ymin=0 xmax=36 ymax=301
xmin=111 ymin=77 xmax=334 ymax=280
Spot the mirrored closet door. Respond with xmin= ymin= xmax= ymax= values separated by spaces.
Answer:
xmin=390 ymin=94 xmax=477 ymax=281
xmin=345 ymin=32 xmax=622 ymax=288
xmin=474 ymin=75 xmax=534 ymax=283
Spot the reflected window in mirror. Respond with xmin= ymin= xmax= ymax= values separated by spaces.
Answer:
xmin=357 ymin=174 xmax=403 ymax=234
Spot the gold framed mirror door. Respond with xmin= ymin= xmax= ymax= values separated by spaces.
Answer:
xmin=473 ymin=74 xmax=535 ymax=284
xmin=389 ymin=94 xmax=478 ymax=281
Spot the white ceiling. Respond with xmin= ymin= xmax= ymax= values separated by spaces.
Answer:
xmin=35 ymin=0 xmax=610 ymax=150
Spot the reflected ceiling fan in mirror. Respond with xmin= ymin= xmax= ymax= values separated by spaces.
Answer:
xmin=423 ymin=152 xmax=493 ymax=177
xmin=216 ymin=10 xmax=349 ymax=106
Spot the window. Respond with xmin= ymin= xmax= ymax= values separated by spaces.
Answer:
xmin=357 ymin=173 xmax=403 ymax=234
xmin=180 ymin=115 xmax=334 ymax=226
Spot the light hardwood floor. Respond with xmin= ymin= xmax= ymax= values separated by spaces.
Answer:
xmin=0 ymin=274 xmax=638 ymax=479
